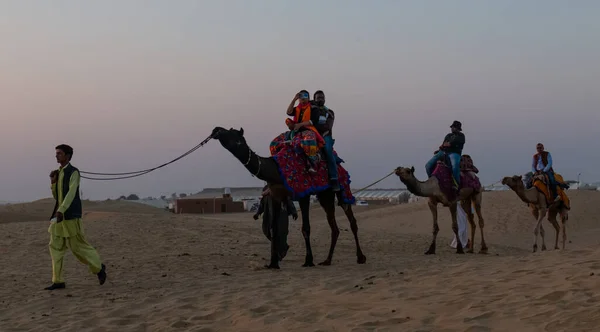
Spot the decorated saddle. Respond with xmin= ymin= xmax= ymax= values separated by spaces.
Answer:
xmin=530 ymin=173 xmax=570 ymax=210
xmin=269 ymin=132 xmax=355 ymax=204
xmin=432 ymin=154 xmax=482 ymax=202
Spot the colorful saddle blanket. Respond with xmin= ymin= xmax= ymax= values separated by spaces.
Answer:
xmin=269 ymin=132 xmax=355 ymax=204
xmin=432 ymin=158 xmax=482 ymax=202
xmin=531 ymin=173 xmax=570 ymax=210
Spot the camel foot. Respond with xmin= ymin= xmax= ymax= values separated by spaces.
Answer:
xmin=424 ymin=243 xmax=436 ymax=255
xmin=466 ymin=249 xmax=475 ymax=254
xmin=318 ymin=260 xmax=332 ymax=266
xmin=554 ymin=246 xmax=560 ymax=250
xmin=302 ymin=260 xmax=315 ymax=267
xmin=479 ymin=247 xmax=489 ymax=254
xmin=264 ymin=264 xmax=280 ymax=269
xmin=532 ymin=244 xmax=538 ymax=253
xmin=357 ymin=254 xmax=367 ymax=264
xmin=456 ymin=248 xmax=465 ymax=254
xmin=542 ymin=245 xmax=547 ymax=251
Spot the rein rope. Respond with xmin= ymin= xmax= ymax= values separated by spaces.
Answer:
xmin=79 ymin=135 xmax=213 ymax=180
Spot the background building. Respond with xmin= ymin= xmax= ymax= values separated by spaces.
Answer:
xmin=353 ymin=189 xmax=410 ymax=205
xmin=174 ymin=187 xmax=264 ymax=214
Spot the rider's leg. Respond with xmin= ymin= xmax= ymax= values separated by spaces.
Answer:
xmin=546 ymin=171 xmax=558 ymax=199
xmin=425 ymin=151 xmax=445 ymax=177
xmin=448 ymin=153 xmax=462 ymax=186
xmin=323 ymin=135 xmax=339 ymax=190
xmin=300 ymin=132 xmax=320 ymax=173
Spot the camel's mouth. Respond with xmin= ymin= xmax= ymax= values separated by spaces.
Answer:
xmin=211 ymin=127 xmax=227 ymax=139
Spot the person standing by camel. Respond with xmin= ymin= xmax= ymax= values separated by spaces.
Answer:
xmin=531 ymin=143 xmax=565 ymax=201
xmin=425 ymin=121 xmax=465 ymax=190
xmin=281 ymin=90 xmax=325 ymax=173
xmin=253 ymin=185 xmax=298 ymax=261
xmin=46 ymin=144 xmax=106 ymax=290
xmin=311 ymin=90 xmax=340 ymax=191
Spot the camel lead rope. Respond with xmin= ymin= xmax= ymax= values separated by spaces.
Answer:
xmin=352 ymin=170 xmax=396 ymax=195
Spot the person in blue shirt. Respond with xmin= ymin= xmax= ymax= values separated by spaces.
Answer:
xmin=531 ymin=143 xmax=560 ymax=200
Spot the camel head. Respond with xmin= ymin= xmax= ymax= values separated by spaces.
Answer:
xmin=211 ymin=126 xmax=248 ymax=152
xmin=501 ymin=175 xmax=524 ymax=190
xmin=394 ymin=166 xmax=416 ymax=183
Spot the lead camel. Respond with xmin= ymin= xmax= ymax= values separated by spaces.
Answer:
xmin=211 ymin=127 xmax=366 ymax=269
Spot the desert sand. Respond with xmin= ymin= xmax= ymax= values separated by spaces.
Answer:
xmin=1 ymin=190 xmax=600 ymax=332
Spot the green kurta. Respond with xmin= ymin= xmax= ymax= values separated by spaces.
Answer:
xmin=48 ymin=164 xmax=102 ymax=283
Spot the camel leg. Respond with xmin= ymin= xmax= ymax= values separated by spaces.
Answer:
xmin=561 ymin=210 xmax=568 ymax=250
xmin=266 ymin=204 xmax=281 ymax=269
xmin=540 ymin=223 xmax=547 ymax=251
xmin=299 ymin=197 xmax=315 ymax=267
xmin=533 ymin=207 xmax=546 ymax=252
xmin=547 ymin=208 xmax=560 ymax=250
xmin=450 ymin=203 xmax=464 ymax=254
xmin=530 ymin=204 xmax=539 ymax=221
xmin=317 ymin=191 xmax=340 ymax=266
xmin=473 ymin=193 xmax=488 ymax=254
xmin=461 ymin=200 xmax=476 ymax=254
xmin=425 ymin=198 xmax=440 ymax=255
xmin=337 ymin=193 xmax=366 ymax=264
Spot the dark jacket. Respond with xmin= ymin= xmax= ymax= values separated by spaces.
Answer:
xmin=310 ymin=102 xmax=335 ymax=137
xmin=50 ymin=164 xmax=83 ymax=220
xmin=255 ymin=196 xmax=297 ymax=241
xmin=442 ymin=132 xmax=465 ymax=155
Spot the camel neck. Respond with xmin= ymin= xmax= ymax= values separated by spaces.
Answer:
xmin=514 ymin=187 xmax=535 ymax=204
xmin=404 ymin=177 xmax=428 ymax=197
xmin=236 ymin=146 xmax=282 ymax=185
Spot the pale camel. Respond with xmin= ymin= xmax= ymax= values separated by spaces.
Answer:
xmin=501 ymin=175 xmax=568 ymax=252
xmin=394 ymin=166 xmax=487 ymax=255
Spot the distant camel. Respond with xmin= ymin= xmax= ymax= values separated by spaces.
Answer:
xmin=394 ymin=164 xmax=487 ymax=255
xmin=211 ymin=127 xmax=366 ymax=269
xmin=501 ymin=175 xmax=569 ymax=252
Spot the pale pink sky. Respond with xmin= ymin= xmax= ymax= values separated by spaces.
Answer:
xmin=1 ymin=0 xmax=599 ymax=202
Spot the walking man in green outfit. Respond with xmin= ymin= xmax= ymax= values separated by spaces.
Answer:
xmin=45 ymin=144 xmax=107 ymax=290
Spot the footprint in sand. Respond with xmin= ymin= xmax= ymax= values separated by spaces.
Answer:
xmin=191 ymin=311 xmax=218 ymax=321
xmin=539 ymin=290 xmax=567 ymax=302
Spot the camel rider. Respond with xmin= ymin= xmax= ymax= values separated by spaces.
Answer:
xmin=311 ymin=90 xmax=340 ymax=191
xmin=531 ymin=143 xmax=565 ymax=200
xmin=426 ymin=121 xmax=465 ymax=188
xmin=285 ymin=90 xmax=324 ymax=173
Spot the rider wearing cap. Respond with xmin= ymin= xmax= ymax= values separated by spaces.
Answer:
xmin=425 ymin=121 xmax=466 ymax=188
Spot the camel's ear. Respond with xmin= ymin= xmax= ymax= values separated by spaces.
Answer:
xmin=410 ymin=166 xmax=415 ymax=173
xmin=239 ymin=127 xmax=244 ymax=136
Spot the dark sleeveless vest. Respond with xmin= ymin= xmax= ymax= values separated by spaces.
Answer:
xmin=533 ymin=151 xmax=553 ymax=172
xmin=50 ymin=164 xmax=83 ymax=220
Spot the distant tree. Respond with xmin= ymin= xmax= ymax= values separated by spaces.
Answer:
xmin=171 ymin=193 xmax=177 ymax=199
xmin=160 ymin=195 xmax=166 ymax=200
xmin=179 ymin=193 xmax=187 ymax=198
xmin=118 ymin=195 xmax=127 ymax=200
xmin=126 ymin=194 xmax=139 ymax=200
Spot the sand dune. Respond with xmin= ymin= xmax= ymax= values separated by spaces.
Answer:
xmin=0 ymin=198 xmax=168 ymax=224
xmin=1 ymin=191 xmax=600 ymax=331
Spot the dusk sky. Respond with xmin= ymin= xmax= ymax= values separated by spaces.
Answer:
xmin=1 ymin=0 xmax=599 ymax=202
